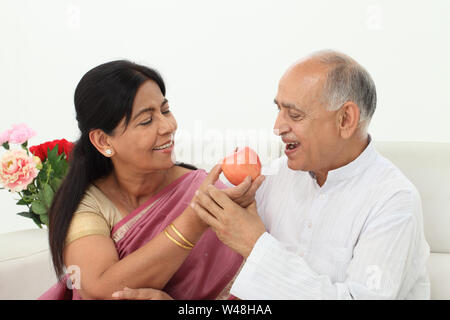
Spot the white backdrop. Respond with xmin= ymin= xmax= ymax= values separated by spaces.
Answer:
xmin=1 ymin=0 xmax=449 ymax=233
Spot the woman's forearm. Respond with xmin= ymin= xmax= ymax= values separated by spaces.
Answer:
xmin=88 ymin=206 xmax=208 ymax=299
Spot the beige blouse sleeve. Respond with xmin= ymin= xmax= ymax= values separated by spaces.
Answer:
xmin=64 ymin=186 xmax=115 ymax=247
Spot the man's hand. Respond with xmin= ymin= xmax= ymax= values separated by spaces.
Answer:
xmin=223 ymin=174 xmax=265 ymax=208
xmin=112 ymin=287 xmax=173 ymax=300
xmin=191 ymin=185 xmax=266 ymax=258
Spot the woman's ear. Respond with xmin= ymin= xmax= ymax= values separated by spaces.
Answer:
xmin=338 ymin=101 xmax=360 ymax=139
xmin=89 ymin=129 xmax=115 ymax=157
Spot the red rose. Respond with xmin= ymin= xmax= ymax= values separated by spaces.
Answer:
xmin=30 ymin=139 xmax=74 ymax=162
xmin=29 ymin=144 xmax=46 ymax=162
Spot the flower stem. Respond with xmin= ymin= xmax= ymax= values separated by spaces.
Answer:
xmin=18 ymin=192 xmax=31 ymax=210
xmin=21 ymin=141 xmax=29 ymax=155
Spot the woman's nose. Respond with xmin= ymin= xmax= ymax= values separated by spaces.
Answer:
xmin=158 ymin=115 xmax=176 ymax=136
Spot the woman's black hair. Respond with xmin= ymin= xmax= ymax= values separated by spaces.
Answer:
xmin=49 ymin=60 xmax=167 ymax=278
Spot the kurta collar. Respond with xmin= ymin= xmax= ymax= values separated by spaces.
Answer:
xmin=308 ymin=135 xmax=377 ymax=187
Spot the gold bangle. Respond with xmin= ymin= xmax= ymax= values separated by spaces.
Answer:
xmin=170 ymin=223 xmax=195 ymax=247
xmin=164 ymin=229 xmax=193 ymax=250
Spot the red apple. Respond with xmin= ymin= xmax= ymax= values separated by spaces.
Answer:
xmin=221 ymin=147 xmax=261 ymax=186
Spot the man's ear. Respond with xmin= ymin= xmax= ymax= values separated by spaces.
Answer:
xmin=89 ymin=129 xmax=114 ymax=157
xmin=338 ymin=101 xmax=360 ymax=139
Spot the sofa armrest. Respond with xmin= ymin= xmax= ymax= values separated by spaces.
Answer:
xmin=0 ymin=229 xmax=57 ymax=299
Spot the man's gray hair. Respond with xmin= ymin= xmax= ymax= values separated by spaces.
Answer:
xmin=310 ymin=50 xmax=377 ymax=127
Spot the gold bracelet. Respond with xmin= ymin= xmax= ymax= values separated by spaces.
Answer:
xmin=164 ymin=229 xmax=193 ymax=250
xmin=170 ymin=223 xmax=195 ymax=248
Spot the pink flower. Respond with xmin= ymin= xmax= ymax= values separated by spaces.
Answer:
xmin=8 ymin=123 xmax=37 ymax=145
xmin=0 ymin=150 xmax=39 ymax=192
xmin=0 ymin=128 xmax=12 ymax=145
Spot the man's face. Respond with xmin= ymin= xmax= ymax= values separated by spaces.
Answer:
xmin=273 ymin=60 xmax=342 ymax=173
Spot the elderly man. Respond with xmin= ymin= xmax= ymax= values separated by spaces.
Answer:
xmin=192 ymin=50 xmax=430 ymax=299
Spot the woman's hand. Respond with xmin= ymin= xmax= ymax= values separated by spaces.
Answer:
xmin=112 ymin=287 xmax=173 ymax=300
xmin=197 ymin=164 xmax=223 ymax=194
xmin=197 ymin=164 xmax=265 ymax=208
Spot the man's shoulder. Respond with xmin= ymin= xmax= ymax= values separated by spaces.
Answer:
xmin=368 ymin=152 xmax=420 ymax=196
xmin=364 ymin=153 xmax=423 ymax=219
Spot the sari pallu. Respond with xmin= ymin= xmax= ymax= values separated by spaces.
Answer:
xmin=39 ymin=169 xmax=243 ymax=300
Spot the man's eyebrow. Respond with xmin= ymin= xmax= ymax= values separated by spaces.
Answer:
xmin=273 ymin=99 xmax=305 ymax=113
xmin=132 ymin=98 xmax=168 ymax=121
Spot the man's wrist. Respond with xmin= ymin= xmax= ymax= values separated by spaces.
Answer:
xmin=242 ymin=230 xmax=266 ymax=259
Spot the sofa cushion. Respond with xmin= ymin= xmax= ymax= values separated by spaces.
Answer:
xmin=375 ymin=141 xmax=450 ymax=254
xmin=0 ymin=229 xmax=57 ymax=299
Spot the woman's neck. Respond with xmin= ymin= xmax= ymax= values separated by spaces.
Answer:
xmin=98 ymin=165 xmax=176 ymax=210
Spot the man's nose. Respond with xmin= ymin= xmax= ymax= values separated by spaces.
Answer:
xmin=273 ymin=112 xmax=289 ymax=136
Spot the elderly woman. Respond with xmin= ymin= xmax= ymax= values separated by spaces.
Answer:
xmin=39 ymin=60 xmax=264 ymax=300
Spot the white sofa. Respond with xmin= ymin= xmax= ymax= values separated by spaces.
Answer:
xmin=374 ymin=141 xmax=450 ymax=300
xmin=0 ymin=141 xmax=449 ymax=299
xmin=0 ymin=228 xmax=57 ymax=299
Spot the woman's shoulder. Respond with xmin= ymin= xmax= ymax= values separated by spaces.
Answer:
xmin=65 ymin=185 xmax=116 ymax=247
xmin=75 ymin=185 xmax=102 ymax=213
xmin=74 ymin=184 xmax=122 ymax=229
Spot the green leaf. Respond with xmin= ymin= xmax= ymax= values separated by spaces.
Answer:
xmin=31 ymin=201 xmax=47 ymax=215
xmin=2 ymin=142 xmax=9 ymax=150
xmin=32 ymin=215 xmax=43 ymax=228
xmin=17 ymin=211 xmax=35 ymax=218
xmin=27 ymin=183 xmax=37 ymax=193
xmin=53 ymin=160 xmax=63 ymax=176
xmin=60 ymin=160 xmax=69 ymax=176
xmin=41 ymin=183 xmax=54 ymax=208
xmin=39 ymin=214 xmax=49 ymax=225
xmin=19 ymin=211 xmax=44 ymax=228
xmin=50 ymin=177 xmax=63 ymax=191
xmin=36 ymin=170 xmax=46 ymax=188
xmin=22 ymin=194 xmax=35 ymax=202
xmin=16 ymin=199 xmax=28 ymax=206
xmin=21 ymin=141 xmax=28 ymax=149
xmin=37 ymin=161 xmax=53 ymax=187
xmin=47 ymin=146 xmax=59 ymax=166
xmin=51 ymin=152 xmax=69 ymax=177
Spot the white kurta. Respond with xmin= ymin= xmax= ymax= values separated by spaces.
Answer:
xmin=230 ymin=138 xmax=430 ymax=299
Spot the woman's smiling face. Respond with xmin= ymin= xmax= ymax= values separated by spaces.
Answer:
xmin=108 ymin=79 xmax=178 ymax=173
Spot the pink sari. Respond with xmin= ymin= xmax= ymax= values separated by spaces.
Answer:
xmin=39 ymin=169 xmax=243 ymax=300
